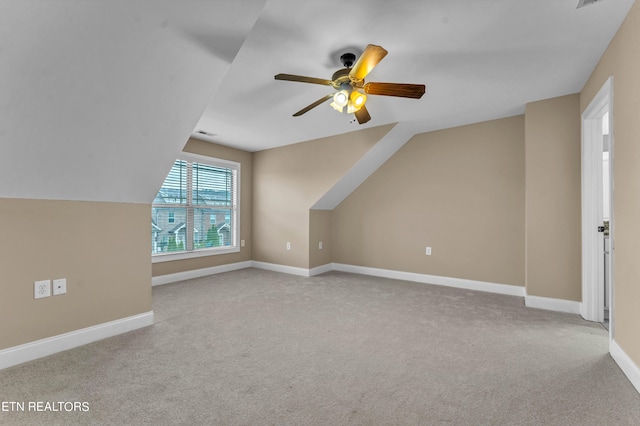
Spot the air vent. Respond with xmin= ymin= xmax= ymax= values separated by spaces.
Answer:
xmin=577 ymin=0 xmax=601 ymax=9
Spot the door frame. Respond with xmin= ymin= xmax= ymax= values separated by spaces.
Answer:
xmin=581 ymin=77 xmax=614 ymax=339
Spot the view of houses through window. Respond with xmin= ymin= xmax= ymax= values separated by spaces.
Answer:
xmin=152 ymin=156 xmax=239 ymax=256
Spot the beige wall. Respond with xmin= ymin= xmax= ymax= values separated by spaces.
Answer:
xmin=0 ymin=199 xmax=151 ymax=350
xmin=151 ymin=138 xmax=253 ymax=277
xmin=525 ymin=94 xmax=582 ymax=301
xmin=332 ymin=116 xmax=525 ymax=287
xmin=581 ymin=1 xmax=640 ymax=365
xmin=309 ymin=209 xmax=332 ymax=269
xmin=252 ymin=125 xmax=394 ymax=269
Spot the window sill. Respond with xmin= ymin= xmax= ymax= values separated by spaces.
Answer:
xmin=152 ymin=246 xmax=240 ymax=263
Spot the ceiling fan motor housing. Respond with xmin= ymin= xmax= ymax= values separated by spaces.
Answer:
xmin=331 ymin=68 xmax=352 ymax=85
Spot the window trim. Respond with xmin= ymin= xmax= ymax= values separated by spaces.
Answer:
xmin=152 ymin=152 xmax=240 ymax=263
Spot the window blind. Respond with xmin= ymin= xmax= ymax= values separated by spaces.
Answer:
xmin=157 ymin=159 xmax=187 ymax=204
xmin=192 ymin=162 xmax=235 ymax=207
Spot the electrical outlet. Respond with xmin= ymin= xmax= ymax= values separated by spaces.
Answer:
xmin=240 ymin=239 xmax=245 ymax=247
xmin=319 ymin=241 xmax=323 ymax=250
xmin=53 ymin=278 xmax=67 ymax=295
xmin=34 ymin=280 xmax=51 ymax=299
xmin=426 ymin=247 xmax=432 ymax=256
xmin=286 ymin=242 xmax=291 ymax=250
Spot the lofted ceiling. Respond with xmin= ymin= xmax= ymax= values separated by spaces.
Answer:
xmin=0 ymin=0 xmax=634 ymax=204
xmin=194 ymin=0 xmax=635 ymax=152
xmin=0 ymin=0 xmax=266 ymax=203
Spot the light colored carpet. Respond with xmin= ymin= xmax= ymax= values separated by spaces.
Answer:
xmin=1 ymin=268 xmax=639 ymax=425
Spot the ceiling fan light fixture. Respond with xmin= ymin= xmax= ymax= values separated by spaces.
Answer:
xmin=334 ymin=90 xmax=349 ymax=106
xmin=330 ymin=90 xmax=349 ymax=112
xmin=347 ymin=91 xmax=366 ymax=114
xmin=352 ymin=91 xmax=367 ymax=106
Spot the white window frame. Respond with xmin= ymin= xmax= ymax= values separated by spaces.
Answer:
xmin=152 ymin=152 xmax=240 ymax=263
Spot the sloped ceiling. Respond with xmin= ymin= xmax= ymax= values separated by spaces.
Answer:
xmin=0 ymin=0 xmax=634 ymax=204
xmin=194 ymin=0 xmax=634 ymax=151
xmin=0 ymin=0 xmax=265 ymax=203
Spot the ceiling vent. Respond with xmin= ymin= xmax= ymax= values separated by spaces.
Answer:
xmin=577 ymin=0 xmax=601 ymax=8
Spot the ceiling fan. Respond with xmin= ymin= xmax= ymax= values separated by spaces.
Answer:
xmin=274 ymin=44 xmax=426 ymax=124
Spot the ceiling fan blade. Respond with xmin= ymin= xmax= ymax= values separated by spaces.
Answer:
xmin=349 ymin=44 xmax=388 ymax=82
xmin=293 ymin=94 xmax=333 ymax=117
xmin=275 ymin=73 xmax=333 ymax=86
xmin=354 ymin=105 xmax=371 ymax=124
xmin=363 ymin=82 xmax=426 ymax=99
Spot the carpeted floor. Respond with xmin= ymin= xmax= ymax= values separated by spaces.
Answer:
xmin=1 ymin=268 xmax=639 ymax=425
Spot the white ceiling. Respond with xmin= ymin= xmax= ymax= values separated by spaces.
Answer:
xmin=194 ymin=0 xmax=635 ymax=152
xmin=0 ymin=0 xmax=265 ymax=203
xmin=0 ymin=0 xmax=634 ymax=204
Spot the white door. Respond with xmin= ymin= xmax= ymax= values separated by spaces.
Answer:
xmin=602 ymin=114 xmax=611 ymax=324
xmin=581 ymin=77 xmax=614 ymax=339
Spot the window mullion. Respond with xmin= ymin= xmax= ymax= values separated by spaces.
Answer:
xmin=186 ymin=162 xmax=194 ymax=251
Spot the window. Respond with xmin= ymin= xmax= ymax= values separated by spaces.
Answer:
xmin=152 ymin=153 xmax=240 ymax=261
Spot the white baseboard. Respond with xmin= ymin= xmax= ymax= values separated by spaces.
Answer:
xmin=0 ymin=311 xmax=154 ymax=370
xmin=152 ymin=261 xmax=252 ymax=286
xmin=309 ymin=263 xmax=333 ymax=276
xmin=152 ymin=260 xmax=332 ymax=283
xmin=331 ymin=263 xmax=525 ymax=297
xmin=524 ymin=294 xmax=582 ymax=315
xmin=251 ymin=261 xmax=313 ymax=277
xmin=611 ymin=339 xmax=640 ymax=395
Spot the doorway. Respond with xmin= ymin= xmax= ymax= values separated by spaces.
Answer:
xmin=581 ymin=77 xmax=614 ymax=341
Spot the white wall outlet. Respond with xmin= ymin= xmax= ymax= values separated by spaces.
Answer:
xmin=34 ymin=280 xmax=51 ymax=299
xmin=319 ymin=241 xmax=323 ymax=250
xmin=240 ymin=239 xmax=245 ymax=247
xmin=53 ymin=278 xmax=67 ymax=295
xmin=286 ymin=242 xmax=291 ymax=250
xmin=426 ymin=246 xmax=432 ymax=256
